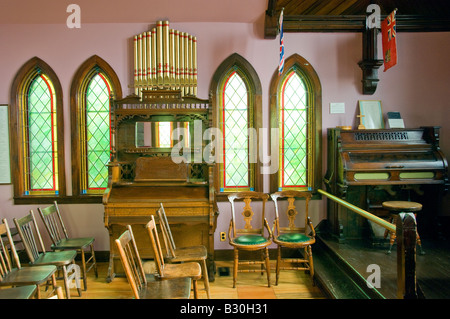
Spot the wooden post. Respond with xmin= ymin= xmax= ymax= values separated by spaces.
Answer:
xmin=358 ymin=28 xmax=383 ymax=94
xmin=396 ymin=212 xmax=419 ymax=299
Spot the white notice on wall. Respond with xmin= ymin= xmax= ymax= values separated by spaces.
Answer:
xmin=0 ymin=105 xmax=11 ymax=184
xmin=330 ymin=102 xmax=345 ymax=114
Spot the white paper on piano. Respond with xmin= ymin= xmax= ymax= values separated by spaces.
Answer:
xmin=387 ymin=111 xmax=405 ymax=128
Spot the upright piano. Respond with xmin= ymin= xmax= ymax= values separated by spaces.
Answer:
xmin=103 ymin=90 xmax=217 ymax=281
xmin=324 ymin=127 xmax=448 ymax=242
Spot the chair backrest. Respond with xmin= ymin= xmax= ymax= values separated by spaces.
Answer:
xmin=13 ymin=210 xmax=47 ymax=264
xmin=115 ymin=225 xmax=147 ymax=299
xmin=270 ymin=190 xmax=313 ymax=236
xmin=228 ymin=191 xmax=269 ymax=239
xmin=38 ymin=201 xmax=69 ymax=246
xmin=0 ymin=219 xmax=22 ymax=278
xmin=145 ymin=215 xmax=165 ymax=277
xmin=156 ymin=203 xmax=176 ymax=258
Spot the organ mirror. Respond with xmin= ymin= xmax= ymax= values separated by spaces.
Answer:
xmin=135 ymin=121 xmax=190 ymax=148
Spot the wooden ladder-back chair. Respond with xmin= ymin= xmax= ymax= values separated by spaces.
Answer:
xmin=0 ymin=218 xmax=57 ymax=299
xmin=14 ymin=210 xmax=81 ymax=299
xmin=157 ymin=203 xmax=210 ymax=299
xmin=37 ymin=201 xmax=98 ymax=291
xmin=227 ymin=191 xmax=272 ymax=288
xmin=115 ymin=225 xmax=191 ymax=299
xmin=270 ymin=190 xmax=315 ymax=285
xmin=145 ymin=215 xmax=202 ymax=299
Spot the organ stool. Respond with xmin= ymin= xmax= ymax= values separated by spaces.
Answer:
xmin=382 ymin=201 xmax=425 ymax=255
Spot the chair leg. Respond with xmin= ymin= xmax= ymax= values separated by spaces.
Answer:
xmin=90 ymin=243 xmax=98 ymax=277
xmin=276 ymin=246 xmax=281 ymax=286
xmin=80 ymin=249 xmax=88 ymax=291
xmin=201 ymin=259 xmax=210 ymax=299
xmin=307 ymin=246 xmax=315 ymax=286
xmin=233 ymin=248 xmax=238 ymax=288
xmin=62 ymin=265 xmax=70 ymax=299
xmin=264 ymin=247 xmax=271 ymax=287
xmin=193 ymin=279 xmax=198 ymax=299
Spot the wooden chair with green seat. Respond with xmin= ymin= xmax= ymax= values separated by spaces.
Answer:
xmin=14 ymin=210 xmax=82 ymax=299
xmin=0 ymin=285 xmax=37 ymax=299
xmin=115 ymin=225 xmax=192 ymax=299
xmin=0 ymin=218 xmax=58 ymax=299
xmin=37 ymin=201 xmax=98 ymax=291
xmin=227 ymin=191 xmax=272 ymax=288
xmin=145 ymin=215 xmax=202 ymax=299
xmin=157 ymin=203 xmax=210 ymax=299
xmin=270 ymin=190 xmax=315 ymax=285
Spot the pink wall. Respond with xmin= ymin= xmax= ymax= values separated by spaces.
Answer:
xmin=1 ymin=20 xmax=449 ymax=251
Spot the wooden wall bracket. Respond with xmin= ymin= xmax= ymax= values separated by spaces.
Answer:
xmin=358 ymin=27 xmax=383 ymax=95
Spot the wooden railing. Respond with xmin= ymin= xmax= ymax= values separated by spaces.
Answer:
xmin=318 ymin=189 xmax=421 ymax=299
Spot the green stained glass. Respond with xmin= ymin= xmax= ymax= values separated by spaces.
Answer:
xmin=281 ymin=71 xmax=307 ymax=187
xmin=223 ymin=72 xmax=249 ymax=187
xmin=27 ymin=75 xmax=56 ymax=191
xmin=86 ymin=73 xmax=111 ymax=189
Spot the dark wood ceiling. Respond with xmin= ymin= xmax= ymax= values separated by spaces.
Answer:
xmin=265 ymin=0 xmax=450 ymax=38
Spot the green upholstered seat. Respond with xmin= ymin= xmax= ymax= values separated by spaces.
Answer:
xmin=234 ymin=235 xmax=268 ymax=245
xmin=277 ymin=233 xmax=311 ymax=243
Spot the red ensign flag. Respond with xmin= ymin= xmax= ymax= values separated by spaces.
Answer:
xmin=381 ymin=10 xmax=397 ymax=71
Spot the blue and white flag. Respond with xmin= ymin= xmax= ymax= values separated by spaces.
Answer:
xmin=278 ymin=8 xmax=284 ymax=75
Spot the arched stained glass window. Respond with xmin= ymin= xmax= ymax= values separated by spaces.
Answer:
xmin=269 ymin=54 xmax=322 ymax=193
xmin=221 ymin=71 xmax=251 ymax=189
xmin=211 ymin=53 xmax=262 ymax=197
xmin=279 ymin=71 xmax=308 ymax=188
xmin=10 ymin=57 xmax=66 ymax=203
xmin=26 ymin=74 xmax=59 ymax=193
xmin=84 ymin=73 xmax=111 ymax=191
xmin=71 ymin=55 xmax=122 ymax=199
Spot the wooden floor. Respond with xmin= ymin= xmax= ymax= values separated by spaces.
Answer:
xmin=40 ymin=260 xmax=327 ymax=299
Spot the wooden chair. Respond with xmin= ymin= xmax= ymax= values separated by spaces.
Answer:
xmin=227 ymin=191 xmax=272 ymax=288
xmin=145 ymin=215 xmax=202 ymax=299
xmin=0 ymin=285 xmax=37 ymax=299
xmin=157 ymin=203 xmax=210 ymax=299
xmin=115 ymin=225 xmax=192 ymax=299
xmin=0 ymin=218 xmax=57 ymax=299
xmin=270 ymin=190 xmax=315 ymax=285
xmin=38 ymin=201 xmax=98 ymax=291
xmin=14 ymin=210 xmax=82 ymax=299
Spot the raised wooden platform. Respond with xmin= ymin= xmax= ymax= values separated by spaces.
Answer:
xmin=314 ymin=230 xmax=450 ymax=299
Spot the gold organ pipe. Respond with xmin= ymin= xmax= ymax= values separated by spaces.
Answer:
xmin=133 ymin=35 xmax=138 ymax=95
xmin=193 ymin=36 xmax=197 ymax=96
xmin=156 ymin=21 xmax=163 ymax=86
xmin=163 ymin=21 xmax=170 ymax=83
xmin=151 ymin=28 xmax=157 ymax=88
xmin=146 ymin=31 xmax=152 ymax=88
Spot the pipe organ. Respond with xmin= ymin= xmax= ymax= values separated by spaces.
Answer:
xmin=133 ymin=21 xmax=198 ymax=97
xmin=104 ymin=21 xmax=216 ymax=282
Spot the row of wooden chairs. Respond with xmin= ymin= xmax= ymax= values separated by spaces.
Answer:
xmin=227 ymin=190 xmax=316 ymax=288
xmin=115 ymin=204 xmax=209 ymax=299
xmin=0 ymin=201 xmax=97 ymax=299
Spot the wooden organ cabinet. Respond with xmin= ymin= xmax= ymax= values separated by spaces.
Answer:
xmin=103 ymin=89 xmax=217 ymax=282
xmin=324 ymin=127 xmax=448 ymax=243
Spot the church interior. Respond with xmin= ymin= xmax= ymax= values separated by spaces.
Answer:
xmin=0 ymin=0 xmax=449 ymax=301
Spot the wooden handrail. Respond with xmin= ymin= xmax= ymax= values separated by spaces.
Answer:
xmin=318 ymin=189 xmax=395 ymax=232
xmin=318 ymin=188 xmax=420 ymax=299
